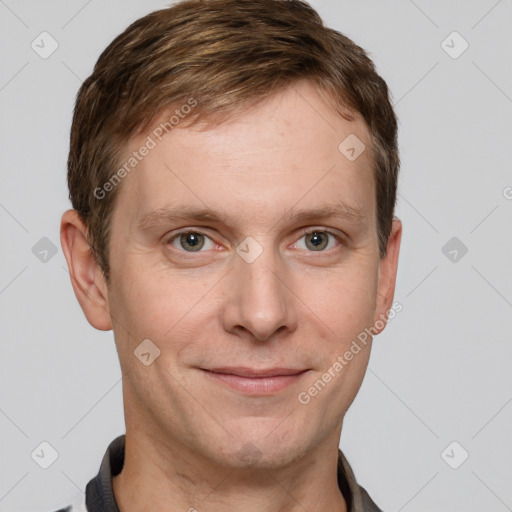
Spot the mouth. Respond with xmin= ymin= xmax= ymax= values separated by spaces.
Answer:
xmin=200 ymin=367 xmax=309 ymax=395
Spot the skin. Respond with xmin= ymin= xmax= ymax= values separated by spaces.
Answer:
xmin=61 ymin=79 xmax=401 ymax=512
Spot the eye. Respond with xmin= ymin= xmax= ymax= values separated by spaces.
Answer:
xmin=168 ymin=231 xmax=216 ymax=252
xmin=293 ymin=230 xmax=340 ymax=252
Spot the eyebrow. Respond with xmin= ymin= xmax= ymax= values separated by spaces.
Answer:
xmin=136 ymin=200 xmax=368 ymax=231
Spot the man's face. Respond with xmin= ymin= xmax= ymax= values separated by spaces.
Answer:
xmin=103 ymin=80 xmax=399 ymax=467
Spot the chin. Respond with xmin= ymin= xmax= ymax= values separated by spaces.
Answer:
xmin=213 ymin=419 xmax=312 ymax=470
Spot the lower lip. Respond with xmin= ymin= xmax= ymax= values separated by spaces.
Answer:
xmin=203 ymin=370 xmax=307 ymax=395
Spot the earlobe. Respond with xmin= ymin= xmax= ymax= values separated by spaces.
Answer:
xmin=372 ymin=218 xmax=402 ymax=335
xmin=60 ymin=209 xmax=113 ymax=331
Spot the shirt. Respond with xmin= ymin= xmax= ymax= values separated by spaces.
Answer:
xmin=53 ymin=434 xmax=382 ymax=512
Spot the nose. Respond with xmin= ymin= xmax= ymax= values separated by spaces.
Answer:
xmin=221 ymin=244 xmax=298 ymax=342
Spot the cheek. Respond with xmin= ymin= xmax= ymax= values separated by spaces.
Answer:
xmin=109 ymin=262 xmax=217 ymax=357
xmin=298 ymin=264 xmax=378 ymax=346
xmin=295 ymin=270 xmax=376 ymax=419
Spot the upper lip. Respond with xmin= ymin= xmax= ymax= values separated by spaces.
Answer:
xmin=204 ymin=367 xmax=307 ymax=378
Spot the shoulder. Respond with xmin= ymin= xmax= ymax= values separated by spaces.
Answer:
xmin=49 ymin=492 xmax=87 ymax=512
xmin=338 ymin=448 xmax=383 ymax=512
xmin=358 ymin=484 xmax=384 ymax=512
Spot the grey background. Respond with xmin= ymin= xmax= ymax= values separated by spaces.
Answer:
xmin=1 ymin=0 xmax=511 ymax=511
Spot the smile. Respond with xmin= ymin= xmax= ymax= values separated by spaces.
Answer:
xmin=201 ymin=367 xmax=309 ymax=395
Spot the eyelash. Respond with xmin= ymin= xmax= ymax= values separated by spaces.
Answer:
xmin=164 ymin=228 xmax=345 ymax=254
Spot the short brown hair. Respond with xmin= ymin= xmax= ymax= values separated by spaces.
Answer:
xmin=67 ymin=0 xmax=399 ymax=284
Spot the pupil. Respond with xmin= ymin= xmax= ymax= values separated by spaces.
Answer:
xmin=181 ymin=232 xmax=204 ymax=251
xmin=311 ymin=233 xmax=322 ymax=246
xmin=187 ymin=233 xmax=199 ymax=246
xmin=306 ymin=231 xmax=327 ymax=251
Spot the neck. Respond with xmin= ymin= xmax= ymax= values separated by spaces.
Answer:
xmin=112 ymin=425 xmax=347 ymax=512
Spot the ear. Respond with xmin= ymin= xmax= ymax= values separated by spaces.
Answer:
xmin=60 ymin=209 xmax=112 ymax=331
xmin=372 ymin=217 xmax=402 ymax=334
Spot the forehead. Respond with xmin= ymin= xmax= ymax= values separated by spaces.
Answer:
xmin=113 ymin=81 xmax=375 ymax=228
